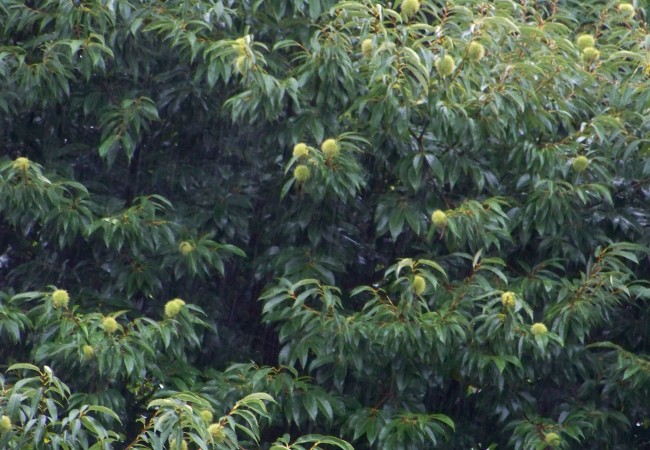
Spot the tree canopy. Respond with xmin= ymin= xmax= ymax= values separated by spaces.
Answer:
xmin=1 ymin=0 xmax=649 ymax=448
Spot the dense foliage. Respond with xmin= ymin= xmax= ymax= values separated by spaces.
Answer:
xmin=1 ymin=0 xmax=650 ymax=448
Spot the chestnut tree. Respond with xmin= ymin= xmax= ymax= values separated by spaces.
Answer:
xmin=1 ymin=0 xmax=649 ymax=448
